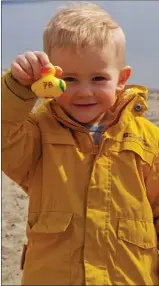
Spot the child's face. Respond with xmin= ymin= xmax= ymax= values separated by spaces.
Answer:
xmin=50 ymin=46 xmax=130 ymax=124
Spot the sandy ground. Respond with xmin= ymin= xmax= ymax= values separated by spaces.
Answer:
xmin=2 ymin=91 xmax=159 ymax=285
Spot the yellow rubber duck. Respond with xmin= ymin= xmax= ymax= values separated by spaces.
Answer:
xmin=31 ymin=64 xmax=66 ymax=98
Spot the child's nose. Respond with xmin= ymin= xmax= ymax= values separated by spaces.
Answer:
xmin=77 ymin=82 xmax=94 ymax=97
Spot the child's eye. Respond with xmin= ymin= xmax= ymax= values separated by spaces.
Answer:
xmin=63 ymin=77 xmax=77 ymax=82
xmin=92 ymin=76 xmax=106 ymax=81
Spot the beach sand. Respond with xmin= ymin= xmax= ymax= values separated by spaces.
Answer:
xmin=2 ymin=90 xmax=159 ymax=285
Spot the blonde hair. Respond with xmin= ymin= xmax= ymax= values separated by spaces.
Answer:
xmin=43 ymin=2 xmax=126 ymax=67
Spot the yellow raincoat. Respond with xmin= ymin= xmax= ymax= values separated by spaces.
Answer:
xmin=2 ymin=72 xmax=159 ymax=285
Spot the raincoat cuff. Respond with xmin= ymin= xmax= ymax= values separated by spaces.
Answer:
xmin=4 ymin=70 xmax=36 ymax=101
xmin=2 ymin=73 xmax=37 ymax=122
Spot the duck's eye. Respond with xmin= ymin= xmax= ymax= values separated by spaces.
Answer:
xmin=63 ymin=77 xmax=77 ymax=82
xmin=92 ymin=76 xmax=106 ymax=81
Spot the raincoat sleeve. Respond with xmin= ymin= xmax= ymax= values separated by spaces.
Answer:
xmin=2 ymin=71 xmax=41 ymax=194
xmin=146 ymin=147 xmax=159 ymax=241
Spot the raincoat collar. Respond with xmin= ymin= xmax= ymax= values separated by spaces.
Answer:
xmin=39 ymin=84 xmax=148 ymax=131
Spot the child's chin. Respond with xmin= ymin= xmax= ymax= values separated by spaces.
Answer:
xmin=70 ymin=112 xmax=104 ymax=124
xmin=75 ymin=119 xmax=90 ymax=124
xmin=75 ymin=118 xmax=97 ymax=125
xmin=75 ymin=113 xmax=105 ymax=125
xmin=71 ymin=116 xmax=93 ymax=125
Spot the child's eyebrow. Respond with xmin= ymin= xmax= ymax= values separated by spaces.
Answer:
xmin=91 ymin=71 xmax=109 ymax=75
xmin=63 ymin=71 xmax=110 ymax=76
xmin=63 ymin=72 xmax=79 ymax=76
xmin=90 ymin=71 xmax=111 ymax=77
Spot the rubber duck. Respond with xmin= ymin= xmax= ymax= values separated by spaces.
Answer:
xmin=31 ymin=63 xmax=66 ymax=98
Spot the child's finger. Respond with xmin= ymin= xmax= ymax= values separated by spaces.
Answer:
xmin=11 ymin=61 xmax=32 ymax=80
xmin=34 ymin=51 xmax=50 ymax=67
xmin=33 ymin=52 xmax=63 ymax=78
xmin=24 ymin=51 xmax=41 ymax=80
xmin=54 ymin=66 xmax=63 ymax=77
xmin=16 ymin=55 xmax=33 ymax=77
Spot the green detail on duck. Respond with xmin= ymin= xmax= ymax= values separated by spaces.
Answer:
xmin=59 ymin=80 xmax=66 ymax=92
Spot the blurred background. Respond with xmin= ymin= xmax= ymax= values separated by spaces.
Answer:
xmin=2 ymin=0 xmax=159 ymax=88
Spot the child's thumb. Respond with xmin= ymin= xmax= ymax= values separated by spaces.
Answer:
xmin=54 ymin=66 xmax=63 ymax=77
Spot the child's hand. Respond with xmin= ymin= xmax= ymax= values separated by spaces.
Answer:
xmin=11 ymin=51 xmax=63 ymax=87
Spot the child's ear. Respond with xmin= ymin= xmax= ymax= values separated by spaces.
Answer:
xmin=116 ymin=66 xmax=132 ymax=92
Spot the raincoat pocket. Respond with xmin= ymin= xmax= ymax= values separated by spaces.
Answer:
xmin=119 ymin=140 xmax=155 ymax=166
xmin=22 ymin=212 xmax=73 ymax=285
xmin=113 ymin=218 xmax=158 ymax=284
xmin=30 ymin=211 xmax=73 ymax=233
xmin=117 ymin=218 xmax=157 ymax=249
xmin=110 ymin=139 xmax=155 ymax=166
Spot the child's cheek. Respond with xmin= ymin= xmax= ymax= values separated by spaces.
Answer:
xmin=58 ymin=92 xmax=71 ymax=106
